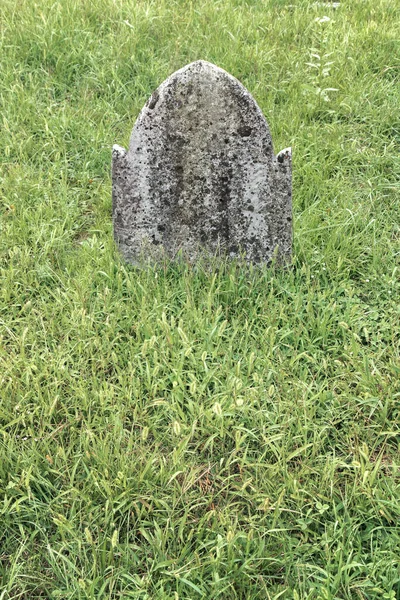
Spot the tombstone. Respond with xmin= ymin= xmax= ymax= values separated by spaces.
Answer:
xmin=112 ymin=60 xmax=292 ymax=265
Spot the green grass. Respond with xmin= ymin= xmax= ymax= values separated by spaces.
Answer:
xmin=0 ymin=0 xmax=399 ymax=598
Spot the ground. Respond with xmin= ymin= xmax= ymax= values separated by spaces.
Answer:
xmin=0 ymin=0 xmax=399 ymax=598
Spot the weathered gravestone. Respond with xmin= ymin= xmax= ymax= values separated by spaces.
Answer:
xmin=112 ymin=60 xmax=292 ymax=265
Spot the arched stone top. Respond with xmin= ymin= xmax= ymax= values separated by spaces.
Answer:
xmin=128 ymin=60 xmax=274 ymax=162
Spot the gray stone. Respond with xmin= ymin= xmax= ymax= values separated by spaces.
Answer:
xmin=112 ymin=60 xmax=292 ymax=265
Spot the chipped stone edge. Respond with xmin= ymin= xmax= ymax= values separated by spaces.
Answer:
xmin=112 ymin=144 xmax=127 ymax=160
xmin=276 ymin=147 xmax=292 ymax=164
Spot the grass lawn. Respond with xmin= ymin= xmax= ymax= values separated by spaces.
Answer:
xmin=0 ymin=0 xmax=399 ymax=597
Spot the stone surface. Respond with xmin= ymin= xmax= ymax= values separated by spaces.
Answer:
xmin=112 ymin=60 xmax=292 ymax=265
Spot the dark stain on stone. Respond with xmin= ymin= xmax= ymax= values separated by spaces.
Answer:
xmin=215 ymin=162 xmax=232 ymax=245
xmin=148 ymin=91 xmax=159 ymax=109
xmin=238 ymin=125 xmax=252 ymax=137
